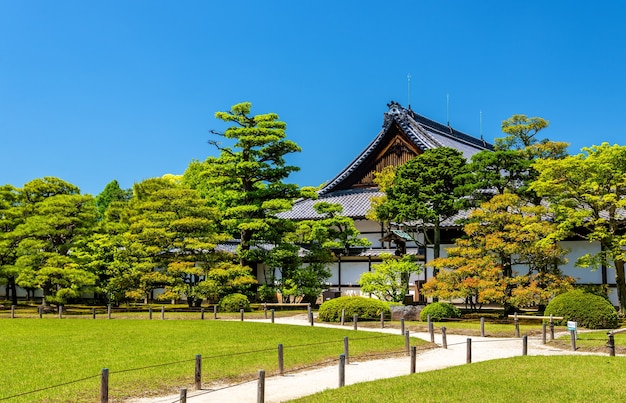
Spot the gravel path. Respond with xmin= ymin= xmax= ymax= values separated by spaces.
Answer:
xmin=129 ymin=316 xmax=605 ymax=403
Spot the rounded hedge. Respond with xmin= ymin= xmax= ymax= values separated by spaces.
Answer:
xmin=419 ymin=302 xmax=461 ymax=321
xmin=544 ymin=289 xmax=619 ymax=329
xmin=318 ymin=296 xmax=390 ymax=322
xmin=219 ymin=293 xmax=251 ymax=312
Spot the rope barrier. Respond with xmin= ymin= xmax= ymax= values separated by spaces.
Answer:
xmin=0 ymin=373 xmax=100 ymax=401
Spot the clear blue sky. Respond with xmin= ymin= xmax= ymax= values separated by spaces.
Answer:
xmin=2 ymin=1 xmax=625 ymax=196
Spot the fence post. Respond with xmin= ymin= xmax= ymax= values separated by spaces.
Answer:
xmin=542 ymin=322 xmax=547 ymax=344
xmin=278 ymin=344 xmax=284 ymax=375
xmin=201 ymin=308 xmax=205 ymax=320
xmin=240 ymin=309 xmax=244 ymax=321
xmin=549 ymin=315 xmax=555 ymax=340
xmin=264 ymin=303 xmax=267 ymax=319
xmin=214 ymin=305 xmax=218 ymax=319
xmin=380 ymin=311 xmax=385 ymax=329
xmin=271 ymin=309 xmax=275 ymax=323
xmin=309 ymin=311 xmax=314 ymax=326
xmin=339 ymin=354 xmax=346 ymax=387
xmin=522 ymin=335 xmax=528 ymax=356
xmin=100 ymin=368 xmax=109 ymax=403
xmin=179 ymin=388 xmax=187 ymax=403
xmin=570 ymin=330 xmax=577 ymax=351
xmin=441 ymin=326 xmax=447 ymax=349
xmin=353 ymin=314 xmax=358 ymax=331
xmin=344 ymin=336 xmax=350 ymax=364
xmin=149 ymin=306 xmax=152 ymax=320
xmin=410 ymin=346 xmax=416 ymax=374
xmin=514 ymin=313 xmax=520 ymax=338
xmin=608 ymin=332 xmax=616 ymax=357
xmin=59 ymin=305 xmax=63 ymax=319
xmin=404 ymin=330 xmax=411 ymax=355
xmin=466 ymin=338 xmax=472 ymax=364
xmin=257 ymin=370 xmax=265 ymax=403
xmin=480 ymin=317 xmax=485 ymax=337
xmin=11 ymin=305 xmax=15 ymax=319
xmin=194 ymin=354 xmax=202 ymax=390
xmin=161 ymin=305 xmax=165 ymax=320
xmin=92 ymin=307 xmax=96 ymax=319
xmin=107 ymin=305 xmax=112 ymax=320
xmin=341 ymin=309 xmax=345 ymax=326
xmin=400 ymin=318 xmax=405 ymax=336
xmin=38 ymin=306 xmax=43 ymax=319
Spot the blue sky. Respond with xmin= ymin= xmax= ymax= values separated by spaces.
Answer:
xmin=1 ymin=1 xmax=625 ymax=196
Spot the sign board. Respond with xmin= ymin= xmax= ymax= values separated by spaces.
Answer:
xmin=567 ymin=321 xmax=577 ymax=331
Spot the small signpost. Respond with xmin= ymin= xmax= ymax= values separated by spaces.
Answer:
xmin=567 ymin=321 xmax=578 ymax=351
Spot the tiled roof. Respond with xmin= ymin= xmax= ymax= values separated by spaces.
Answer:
xmin=278 ymin=188 xmax=383 ymax=220
xmin=320 ymin=101 xmax=492 ymax=195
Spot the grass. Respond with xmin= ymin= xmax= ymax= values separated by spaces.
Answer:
xmin=551 ymin=330 xmax=626 ymax=353
xmin=0 ymin=317 xmax=414 ymax=402
xmin=290 ymin=355 xmax=626 ymax=402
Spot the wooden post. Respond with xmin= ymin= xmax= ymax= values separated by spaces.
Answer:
xmin=339 ymin=354 xmax=346 ymax=387
xmin=549 ymin=315 xmax=555 ymax=340
xmin=480 ymin=317 xmax=485 ymax=337
xmin=11 ymin=305 xmax=15 ymax=319
xmin=410 ymin=346 xmax=416 ymax=374
xmin=341 ymin=309 xmax=345 ymax=326
xmin=405 ymin=330 xmax=410 ymax=356
xmin=570 ymin=330 xmax=577 ymax=351
xmin=92 ymin=307 xmax=96 ymax=319
xmin=307 ymin=303 xmax=311 ymax=317
xmin=608 ymin=332 xmax=616 ymax=357
xmin=380 ymin=311 xmax=385 ymax=329
xmin=522 ymin=335 xmax=528 ymax=356
xmin=429 ymin=320 xmax=434 ymax=343
xmin=107 ymin=305 xmax=112 ymax=320
xmin=240 ymin=309 xmax=244 ymax=321
xmin=309 ymin=311 xmax=314 ymax=326
xmin=58 ymin=305 xmax=63 ymax=319
xmin=441 ymin=326 xmax=447 ymax=349
xmin=38 ymin=306 xmax=42 ymax=319
xmin=179 ymin=388 xmax=187 ymax=403
xmin=194 ymin=354 xmax=202 ymax=390
xmin=264 ymin=303 xmax=267 ymax=319
xmin=542 ymin=323 xmax=547 ymax=344
xmin=100 ymin=368 xmax=109 ymax=403
xmin=149 ymin=306 xmax=153 ymax=320
xmin=271 ymin=309 xmax=275 ymax=323
xmin=427 ymin=314 xmax=431 ymax=333
xmin=466 ymin=338 xmax=472 ymax=364
xmin=400 ymin=318 xmax=405 ymax=336
xmin=257 ymin=370 xmax=265 ymax=403
xmin=344 ymin=336 xmax=350 ymax=364
xmin=353 ymin=314 xmax=358 ymax=331
xmin=213 ymin=305 xmax=218 ymax=319
xmin=161 ymin=305 xmax=165 ymax=320
xmin=514 ymin=313 xmax=520 ymax=338
xmin=278 ymin=344 xmax=284 ymax=375
xmin=201 ymin=308 xmax=205 ymax=320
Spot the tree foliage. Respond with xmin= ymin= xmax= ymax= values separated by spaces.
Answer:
xmin=358 ymin=253 xmax=422 ymax=302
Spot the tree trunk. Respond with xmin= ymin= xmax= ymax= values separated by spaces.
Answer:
xmin=8 ymin=277 xmax=17 ymax=306
xmin=615 ymin=259 xmax=626 ymax=312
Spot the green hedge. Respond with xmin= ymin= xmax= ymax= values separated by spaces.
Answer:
xmin=318 ymin=296 xmax=390 ymax=322
xmin=419 ymin=302 xmax=461 ymax=321
xmin=544 ymin=289 xmax=619 ymax=329
xmin=219 ymin=293 xmax=251 ymax=312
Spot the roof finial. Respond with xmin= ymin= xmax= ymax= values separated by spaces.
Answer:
xmin=407 ymin=73 xmax=412 ymax=110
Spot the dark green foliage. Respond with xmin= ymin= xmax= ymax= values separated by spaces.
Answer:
xmin=544 ymin=289 xmax=619 ymax=329
xmin=419 ymin=302 xmax=461 ymax=321
xmin=318 ymin=296 xmax=390 ymax=322
xmin=219 ymin=293 xmax=251 ymax=312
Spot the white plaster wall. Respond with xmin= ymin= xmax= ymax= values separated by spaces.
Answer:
xmin=559 ymin=240 xmax=606 ymax=283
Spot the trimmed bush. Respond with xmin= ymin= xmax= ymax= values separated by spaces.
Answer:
xmin=318 ymin=296 xmax=390 ymax=322
xmin=219 ymin=293 xmax=251 ymax=312
xmin=419 ymin=302 xmax=461 ymax=321
xmin=544 ymin=289 xmax=619 ymax=329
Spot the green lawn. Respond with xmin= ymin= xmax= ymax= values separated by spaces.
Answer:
xmin=0 ymin=318 xmax=411 ymax=402
xmin=290 ymin=355 xmax=626 ymax=402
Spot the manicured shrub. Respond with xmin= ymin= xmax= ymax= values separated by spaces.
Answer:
xmin=419 ymin=302 xmax=461 ymax=321
xmin=318 ymin=296 xmax=390 ymax=322
xmin=544 ymin=289 xmax=619 ymax=329
xmin=219 ymin=293 xmax=251 ymax=312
